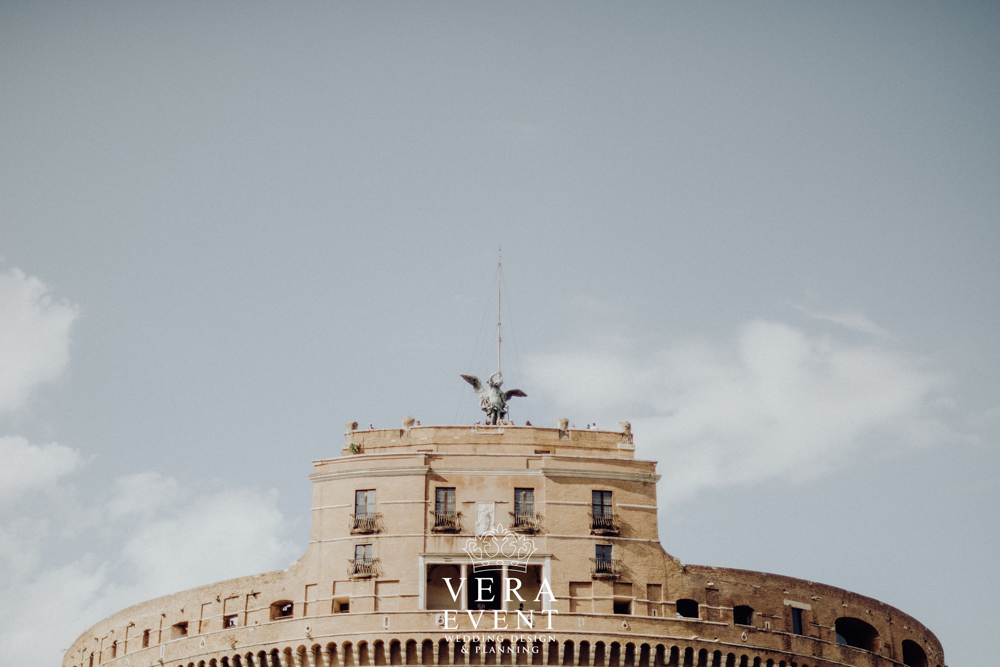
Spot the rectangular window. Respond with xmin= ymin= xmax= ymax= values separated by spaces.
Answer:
xmin=514 ymin=488 xmax=534 ymax=515
xmin=355 ymin=489 xmax=375 ymax=515
xmin=171 ymin=622 xmax=188 ymax=639
xmin=223 ymin=614 xmax=237 ymax=628
xmin=595 ymin=544 xmax=612 ymax=561
xmin=592 ymin=490 xmax=613 ymax=518
xmin=613 ymin=600 xmax=631 ymax=615
xmin=435 ymin=488 xmax=456 ymax=515
xmin=142 ymin=629 xmax=151 ymax=648
xmin=792 ymin=608 xmax=804 ymax=635
xmin=355 ymin=543 xmax=373 ymax=561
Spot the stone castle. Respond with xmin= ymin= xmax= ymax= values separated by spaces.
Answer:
xmin=63 ymin=420 xmax=944 ymax=667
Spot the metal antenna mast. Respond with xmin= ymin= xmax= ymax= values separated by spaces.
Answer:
xmin=497 ymin=244 xmax=502 ymax=377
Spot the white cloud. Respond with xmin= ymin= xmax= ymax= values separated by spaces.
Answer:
xmin=0 ymin=435 xmax=82 ymax=505
xmin=793 ymin=304 xmax=894 ymax=339
xmin=119 ymin=486 xmax=298 ymax=600
xmin=106 ymin=471 xmax=184 ymax=521
xmin=0 ymin=268 xmax=79 ymax=416
xmin=0 ymin=471 xmax=299 ymax=665
xmin=527 ymin=319 xmax=949 ymax=507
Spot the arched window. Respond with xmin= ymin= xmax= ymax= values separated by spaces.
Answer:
xmin=270 ymin=600 xmax=294 ymax=620
xmin=733 ymin=605 xmax=754 ymax=626
xmin=675 ymin=599 xmax=699 ymax=618
xmin=835 ymin=617 xmax=880 ymax=652
xmin=901 ymin=640 xmax=928 ymax=667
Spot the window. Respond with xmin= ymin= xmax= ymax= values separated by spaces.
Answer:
xmin=514 ymin=488 xmax=534 ymax=515
xmin=434 ymin=488 xmax=459 ymax=530
xmin=592 ymin=490 xmax=612 ymax=518
xmin=734 ymin=605 xmax=754 ymax=626
xmin=352 ymin=489 xmax=380 ymax=533
xmin=594 ymin=544 xmax=614 ymax=575
xmin=353 ymin=543 xmax=375 ymax=576
xmin=676 ymin=599 xmax=699 ymax=619
xmin=171 ymin=622 xmax=188 ymax=638
xmin=791 ymin=608 xmax=804 ymax=635
xmin=355 ymin=489 xmax=375 ymax=515
xmin=142 ymin=629 xmax=150 ymax=648
xmin=613 ymin=600 xmax=631 ymax=615
xmin=224 ymin=614 xmax=237 ymax=628
xmin=271 ymin=601 xmax=294 ymax=619
xmin=436 ymin=488 xmax=456 ymax=514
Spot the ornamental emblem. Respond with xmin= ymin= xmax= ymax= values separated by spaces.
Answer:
xmin=462 ymin=522 xmax=537 ymax=573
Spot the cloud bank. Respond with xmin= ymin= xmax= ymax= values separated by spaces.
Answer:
xmin=0 ymin=267 xmax=300 ymax=664
xmin=0 ymin=268 xmax=79 ymax=416
xmin=528 ymin=319 xmax=949 ymax=507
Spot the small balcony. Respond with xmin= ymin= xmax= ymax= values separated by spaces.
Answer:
xmin=349 ymin=557 xmax=379 ymax=578
xmin=350 ymin=512 xmax=382 ymax=534
xmin=589 ymin=512 xmax=620 ymax=536
xmin=432 ymin=511 xmax=461 ymax=533
xmin=591 ymin=557 xmax=623 ymax=578
xmin=509 ymin=512 xmax=542 ymax=533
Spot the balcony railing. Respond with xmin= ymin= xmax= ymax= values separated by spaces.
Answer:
xmin=350 ymin=512 xmax=382 ymax=534
xmin=509 ymin=512 xmax=542 ymax=533
xmin=591 ymin=557 xmax=623 ymax=578
xmin=432 ymin=511 xmax=461 ymax=532
xmin=349 ymin=557 xmax=379 ymax=578
xmin=589 ymin=512 xmax=620 ymax=535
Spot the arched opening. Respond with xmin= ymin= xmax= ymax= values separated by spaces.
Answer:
xmin=609 ymin=642 xmax=621 ymax=667
xmin=439 ymin=639 xmax=451 ymax=666
xmin=359 ymin=641 xmax=371 ymax=666
xmin=593 ymin=643 xmax=606 ymax=667
xmin=515 ymin=640 xmax=529 ymax=666
xmin=578 ymin=642 xmax=591 ymax=667
xmin=270 ymin=600 xmax=294 ymax=620
xmin=531 ymin=641 xmax=544 ymax=666
xmin=733 ymin=606 xmax=754 ymax=626
xmin=484 ymin=640 xmax=497 ymax=666
xmin=835 ymin=617 xmax=880 ymax=652
xmin=374 ymin=640 xmax=386 ymax=666
xmin=675 ymin=599 xmax=699 ymax=619
xmin=389 ymin=640 xmax=402 ymax=666
xmin=424 ymin=640 xmax=436 ymax=665
xmin=546 ymin=641 xmax=558 ymax=666
xmin=624 ymin=643 xmax=635 ymax=667
xmin=902 ymin=640 xmax=928 ymax=667
xmin=500 ymin=639 xmax=513 ymax=666
xmin=638 ymin=644 xmax=650 ymax=667
xmin=562 ymin=641 xmax=574 ymax=666
xmin=453 ymin=640 xmax=466 ymax=666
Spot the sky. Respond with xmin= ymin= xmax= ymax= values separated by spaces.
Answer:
xmin=0 ymin=3 xmax=998 ymax=665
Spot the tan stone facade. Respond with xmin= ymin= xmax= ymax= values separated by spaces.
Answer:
xmin=63 ymin=423 xmax=944 ymax=667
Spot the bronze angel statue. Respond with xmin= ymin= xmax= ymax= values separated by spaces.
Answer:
xmin=460 ymin=372 xmax=527 ymax=425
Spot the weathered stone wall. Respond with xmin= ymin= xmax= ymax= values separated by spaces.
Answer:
xmin=63 ymin=424 xmax=943 ymax=667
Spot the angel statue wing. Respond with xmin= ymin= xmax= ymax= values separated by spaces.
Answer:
xmin=460 ymin=374 xmax=486 ymax=399
xmin=504 ymin=388 xmax=528 ymax=401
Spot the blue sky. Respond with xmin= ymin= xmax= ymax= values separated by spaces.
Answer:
xmin=1 ymin=3 xmax=997 ymax=665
